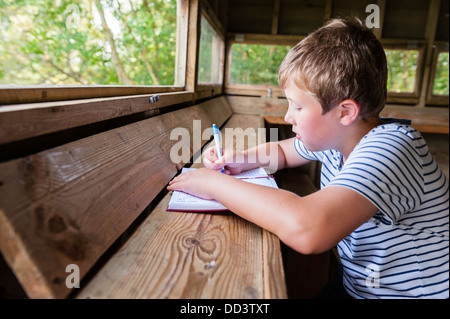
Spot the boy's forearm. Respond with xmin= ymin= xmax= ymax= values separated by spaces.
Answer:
xmin=211 ymin=172 xmax=296 ymax=232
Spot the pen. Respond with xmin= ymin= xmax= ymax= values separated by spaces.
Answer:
xmin=212 ymin=124 xmax=225 ymax=173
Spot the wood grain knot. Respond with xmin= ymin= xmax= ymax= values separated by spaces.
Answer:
xmin=186 ymin=237 xmax=201 ymax=246
xmin=33 ymin=205 xmax=87 ymax=261
xmin=55 ymin=236 xmax=86 ymax=261
xmin=48 ymin=215 xmax=67 ymax=233
xmin=184 ymin=237 xmax=217 ymax=254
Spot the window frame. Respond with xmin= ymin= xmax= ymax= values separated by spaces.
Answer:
xmin=426 ymin=42 xmax=449 ymax=106
xmin=195 ymin=0 xmax=226 ymax=100
xmin=0 ymin=0 xmax=198 ymax=146
xmin=0 ymin=0 xmax=189 ymax=106
xmin=224 ymin=34 xmax=303 ymax=98
xmin=380 ymin=41 xmax=426 ymax=105
xmin=224 ymin=37 xmax=430 ymax=104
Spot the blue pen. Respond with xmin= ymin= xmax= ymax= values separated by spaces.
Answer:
xmin=212 ymin=124 xmax=225 ymax=173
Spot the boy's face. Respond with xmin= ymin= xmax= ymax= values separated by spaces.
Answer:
xmin=283 ymin=78 xmax=340 ymax=152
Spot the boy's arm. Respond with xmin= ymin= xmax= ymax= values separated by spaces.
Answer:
xmin=276 ymin=137 xmax=311 ymax=169
xmin=167 ymin=168 xmax=378 ymax=254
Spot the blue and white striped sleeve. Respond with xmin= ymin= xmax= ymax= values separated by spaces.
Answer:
xmin=327 ymin=130 xmax=425 ymax=228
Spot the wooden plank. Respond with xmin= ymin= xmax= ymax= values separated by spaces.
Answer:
xmin=265 ymin=113 xmax=449 ymax=134
xmin=263 ymin=230 xmax=287 ymax=298
xmin=0 ymin=85 xmax=183 ymax=105
xmin=382 ymin=0 xmax=431 ymax=39
xmin=0 ymin=97 xmax=232 ymax=298
xmin=264 ymin=115 xmax=288 ymax=125
xmin=225 ymin=114 xmax=286 ymax=299
xmin=381 ymin=104 xmax=449 ymax=133
xmin=229 ymin=96 xmax=448 ymax=134
xmin=227 ymin=1 xmax=273 ymax=34
xmin=174 ymin=0 xmax=189 ymax=86
xmin=77 ymin=196 xmax=265 ymax=299
xmin=374 ymin=0 xmax=386 ymax=39
xmin=226 ymin=33 xmax=303 ymax=46
xmin=185 ymin=0 xmax=200 ymax=92
xmin=226 ymin=95 xmax=288 ymax=116
xmin=278 ymin=0 xmax=324 ymax=35
xmin=271 ymin=0 xmax=281 ymax=35
xmin=323 ymin=0 xmax=333 ymax=24
xmin=78 ymin=113 xmax=287 ymax=299
xmin=418 ymin=0 xmax=441 ymax=107
xmin=0 ymin=91 xmax=194 ymax=145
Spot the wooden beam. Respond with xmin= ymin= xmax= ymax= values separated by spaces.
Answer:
xmin=225 ymin=84 xmax=286 ymax=99
xmin=227 ymin=95 xmax=449 ymax=134
xmin=374 ymin=0 xmax=386 ymax=39
xmin=271 ymin=0 xmax=281 ymax=35
xmin=323 ymin=0 xmax=333 ymax=24
xmin=0 ymin=91 xmax=194 ymax=145
xmin=0 ymin=86 xmax=183 ymax=105
xmin=201 ymin=0 xmax=225 ymax=40
xmin=175 ymin=0 xmax=189 ymax=86
xmin=227 ymin=33 xmax=304 ymax=46
xmin=185 ymin=0 xmax=201 ymax=92
xmin=418 ymin=0 xmax=441 ymax=107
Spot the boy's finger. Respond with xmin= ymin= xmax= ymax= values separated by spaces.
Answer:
xmin=214 ymin=156 xmax=226 ymax=168
xmin=203 ymin=157 xmax=219 ymax=170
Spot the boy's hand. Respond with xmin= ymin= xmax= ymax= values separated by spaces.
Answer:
xmin=167 ymin=168 xmax=219 ymax=200
xmin=202 ymin=147 xmax=245 ymax=175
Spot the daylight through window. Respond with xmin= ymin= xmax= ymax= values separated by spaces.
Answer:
xmin=385 ymin=49 xmax=419 ymax=94
xmin=0 ymin=0 xmax=179 ymax=86
xmin=228 ymin=43 xmax=291 ymax=86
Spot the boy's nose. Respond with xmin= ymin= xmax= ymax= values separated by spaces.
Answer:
xmin=284 ymin=108 xmax=294 ymax=125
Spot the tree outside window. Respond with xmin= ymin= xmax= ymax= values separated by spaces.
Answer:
xmin=0 ymin=0 xmax=178 ymax=86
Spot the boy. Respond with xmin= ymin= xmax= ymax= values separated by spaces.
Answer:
xmin=167 ymin=18 xmax=449 ymax=299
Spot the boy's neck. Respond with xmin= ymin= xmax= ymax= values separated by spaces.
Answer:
xmin=340 ymin=117 xmax=383 ymax=164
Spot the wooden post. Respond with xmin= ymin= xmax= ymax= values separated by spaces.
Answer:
xmin=418 ymin=0 xmax=441 ymax=108
xmin=185 ymin=0 xmax=201 ymax=93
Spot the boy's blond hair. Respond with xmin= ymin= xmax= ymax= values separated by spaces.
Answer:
xmin=278 ymin=18 xmax=387 ymax=121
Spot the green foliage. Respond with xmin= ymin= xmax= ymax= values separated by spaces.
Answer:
xmin=228 ymin=44 xmax=450 ymax=99
xmin=433 ymin=52 xmax=449 ymax=96
xmin=385 ymin=49 xmax=418 ymax=93
xmin=229 ymin=43 xmax=291 ymax=86
xmin=1 ymin=1 xmax=447 ymax=97
xmin=0 ymin=0 xmax=177 ymax=85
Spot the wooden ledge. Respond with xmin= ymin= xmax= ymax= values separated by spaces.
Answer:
xmin=76 ymin=113 xmax=287 ymax=299
xmin=77 ymin=193 xmax=286 ymax=298
xmin=226 ymin=96 xmax=449 ymax=134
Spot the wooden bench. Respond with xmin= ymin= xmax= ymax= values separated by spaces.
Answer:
xmin=0 ymin=96 xmax=287 ymax=299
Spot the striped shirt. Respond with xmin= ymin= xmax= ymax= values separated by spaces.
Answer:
xmin=294 ymin=122 xmax=449 ymax=299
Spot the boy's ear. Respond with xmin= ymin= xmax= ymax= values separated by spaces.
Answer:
xmin=338 ymin=99 xmax=360 ymax=126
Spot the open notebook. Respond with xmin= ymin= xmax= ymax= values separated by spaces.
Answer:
xmin=167 ymin=167 xmax=278 ymax=212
